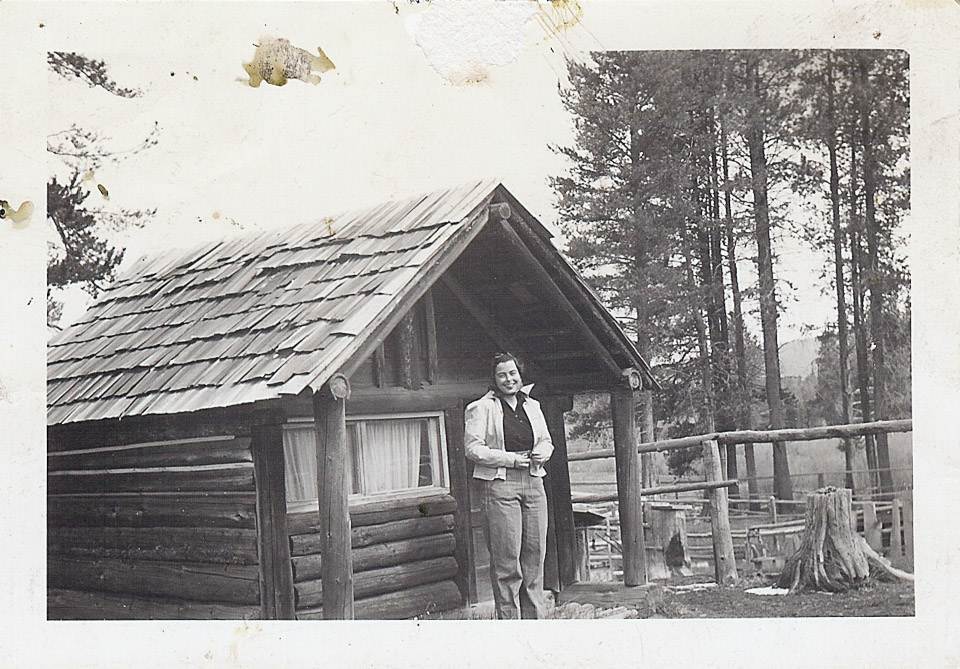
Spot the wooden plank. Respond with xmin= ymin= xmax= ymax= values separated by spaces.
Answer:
xmin=396 ymin=310 xmax=421 ymax=390
xmin=313 ymin=381 xmax=354 ymax=619
xmin=702 ymin=440 xmax=738 ymax=585
xmin=611 ymin=389 xmax=645 ymax=586
xmin=543 ymin=396 xmax=577 ymax=588
xmin=423 ymin=289 xmax=439 ymax=384
xmin=294 ymin=556 xmax=459 ymax=608
xmin=298 ymin=580 xmax=462 ymax=620
xmin=286 ymin=492 xmax=457 ymax=535
xmin=47 ymin=493 xmax=258 ymax=529
xmin=47 ymin=463 xmax=255 ymax=494
xmin=251 ymin=422 xmax=295 ymax=620
xmin=47 ymin=588 xmax=262 ymax=620
xmin=48 ymin=526 xmax=259 ymax=564
xmin=444 ymin=403 xmax=474 ymax=604
xmin=373 ymin=343 xmax=386 ymax=388
xmin=48 ymin=557 xmax=260 ymax=604
xmin=291 ymin=514 xmax=454 ymax=556
xmin=47 ymin=436 xmax=253 ymax=471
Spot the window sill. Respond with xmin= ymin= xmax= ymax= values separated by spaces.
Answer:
xmin=287 ymin=487 xmax=452 ymax=515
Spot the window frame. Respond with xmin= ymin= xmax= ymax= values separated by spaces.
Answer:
xmin=282 ymin=411 xmax=450 ymax=512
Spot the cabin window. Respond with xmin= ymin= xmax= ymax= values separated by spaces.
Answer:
xmin=282 ymin=413 xmax=449 ymax=511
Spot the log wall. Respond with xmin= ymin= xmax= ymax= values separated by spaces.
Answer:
xmin=288 ymin=492 xmax=462 ymax=619
xmin=47 ymin=433 xmax=262 ymax=620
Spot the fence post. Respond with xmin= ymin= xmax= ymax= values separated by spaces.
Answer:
xmin=890 ymin=498 xmax=904 ymax=564
xmin=702 ymin=439 xmax=738 ymax=585
xmin=859 ymin=501 xmax=882 ymax=551
xmin=900 ymin=491 xmax=914 ymax=572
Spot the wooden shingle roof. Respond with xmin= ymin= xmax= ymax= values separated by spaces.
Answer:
xmin=48 ymin=179 xmax=502 ymax=425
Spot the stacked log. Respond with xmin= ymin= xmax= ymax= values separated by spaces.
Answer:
xmin=288 ymin=492 xmax=463 ymax=619
xmin=47 ymin=435 xmax=261 ymax=620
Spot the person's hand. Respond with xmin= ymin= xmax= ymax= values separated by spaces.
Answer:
xmin=530 ymin=451 xmax=548 ymax=467
xmin=513 ymin=452 xmax=531 ymax=468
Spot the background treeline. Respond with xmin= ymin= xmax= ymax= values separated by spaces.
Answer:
xmin=552 ymin=50 xmax=910 ymax=497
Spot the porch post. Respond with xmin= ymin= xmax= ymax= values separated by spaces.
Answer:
xmin=611 ymin=381 xmax=646 ymax=586
xmin=251 ymin=416 xmax=295 ymax=619
xmin=313 ymin=373 xmax=354 ymax=619
xmin=542 ymin=395 xmax=577 ymax=587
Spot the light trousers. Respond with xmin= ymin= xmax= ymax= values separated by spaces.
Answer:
xmin=482 ymin=466 xmax=548 ymax=619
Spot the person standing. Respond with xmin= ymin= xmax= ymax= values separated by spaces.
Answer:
xmin=464 ymin=353 xmax=553 ymax=619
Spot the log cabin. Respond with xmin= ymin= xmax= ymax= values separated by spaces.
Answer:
xmin=47 ymin=180 xmax=657 ymax=620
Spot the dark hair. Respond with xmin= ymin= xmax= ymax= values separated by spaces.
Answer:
xmin=491 ymin=352 xmax=523 ymax=379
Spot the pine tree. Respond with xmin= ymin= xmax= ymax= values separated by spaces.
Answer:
xmin=47 ymin=52 xmax=157 ymax=329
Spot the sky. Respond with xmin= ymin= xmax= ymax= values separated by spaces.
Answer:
xmin=42 ymin=0 xmax=837 ymax=342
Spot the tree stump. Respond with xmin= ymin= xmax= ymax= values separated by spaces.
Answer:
xmin=778 ymin=487 xmax=914 ymax=592
xmin=778 ymin=487 xmax=870 ymax=592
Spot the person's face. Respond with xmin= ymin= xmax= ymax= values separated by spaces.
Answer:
xmin=494 ymin=360 xmax=522 ymax=396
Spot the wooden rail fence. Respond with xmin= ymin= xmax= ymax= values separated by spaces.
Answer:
xmin=568 ymin=419 xmax=912 ymax=585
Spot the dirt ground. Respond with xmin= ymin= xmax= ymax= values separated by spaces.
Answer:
xmin=551 ymin=574 xmax=914 ymax=619
xmin=656 ymin=575 xmax=915 ymax=618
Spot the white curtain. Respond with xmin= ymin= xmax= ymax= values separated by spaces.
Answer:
xmin=283 ymin=417 xmax=441 ymax=505
xmin=356 ymin=419 xmax=422 ymax=494
xmin=283 ymin=426 xmax=318 ymax=503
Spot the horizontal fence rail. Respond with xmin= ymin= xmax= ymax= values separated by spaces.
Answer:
xmin=567 ymin=419 xmax=913 ymax=462
xmin=572 ymin=479 xmax=739 ymax=504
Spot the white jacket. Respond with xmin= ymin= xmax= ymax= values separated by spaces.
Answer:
xmin=464 ymin=384 xmax=554 ymax=480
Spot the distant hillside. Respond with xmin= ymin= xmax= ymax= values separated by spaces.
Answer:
xmin=779 ymin=337 xmax=818 ymax=379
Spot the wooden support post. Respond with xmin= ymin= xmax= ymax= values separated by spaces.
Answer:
xmin=575 ymin=528 xmax=590 ymax=582
xmin=423 ymin=290 xmax=439 ymax=385
xmin=396 ymin=311 xmax=421 ymax=390
xmin=702 ymin=439 xmax=738 ymax=585
xmin=444 ymin=403 xmax=476 ymax=605
xmin=611 ymin=389 xmax=646 ymax=586
xmin=542 ymin=472 xmax=560 ymax=592
xmin=373 ymin=343 xmax=386 ymax=388
xmin=543 ymin=395 xmax=577 ymax=588
xmin=313 ymin=374 xmax=354 ymax=619
xmin=251 ymin=420 xmax=295 ymax=619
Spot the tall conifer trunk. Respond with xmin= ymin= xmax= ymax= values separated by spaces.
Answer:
xmin=826 ymin=54 xmax=856 ymax=491
xmin=857 ymin=56 xmax=894 ymax=494
xmin=848 ymin=138 xmax=879 ymax=492
xmin=721 ymin=116 xmax=759 ymax=502
xmin=745 ymin=58 xmax=792 ymax=500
